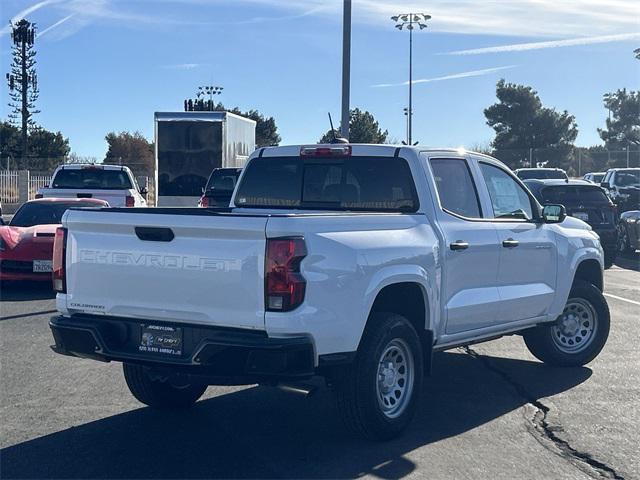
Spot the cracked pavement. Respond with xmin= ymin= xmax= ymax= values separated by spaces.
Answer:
xmin=1 ymin=256 xmax=638 ymax=479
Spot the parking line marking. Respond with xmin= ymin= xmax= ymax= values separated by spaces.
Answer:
xmin=604 ymin=293 xmax=640 ymax=307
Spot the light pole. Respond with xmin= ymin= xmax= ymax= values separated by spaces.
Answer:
xmin=185 ymin=85 xmax=223 ymax=111
xmin=403 ymin=107 xmax=410 ymax=144
xmin=197 ymin=85 xmax=223 ymax=109
xmin=391 ymin=13 xmax=430 ymax=145
xmin=341 ymin=0 xmax=351 ymax=140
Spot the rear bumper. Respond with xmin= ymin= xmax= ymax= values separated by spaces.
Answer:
xmin=50 ymin=314 xmax=315 ymax=384
xmin=0 ymin=259 xmax=52 ymax=282
xmin=0 ymin=272 xmax=51 ymax=282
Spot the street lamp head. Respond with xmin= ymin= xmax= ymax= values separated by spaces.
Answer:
xmin=391 ymin=15 xmax=399 ymax=21
xmin=395 ymin=24 xmax=403 ymax=29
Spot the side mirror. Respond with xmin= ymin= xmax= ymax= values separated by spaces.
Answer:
xmin=600 ymin=182 xmax=609 ymax=189
xmin=139 ymin=187 xmax=148 ymax=195
xmin=542 ymin=204 xmax=566 ymax=224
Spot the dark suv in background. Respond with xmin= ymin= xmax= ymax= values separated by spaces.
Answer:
xmin=524 ymin=179 xmax=618 ymax=267
xmin=198 ymin=168 xmax=243 ymax=208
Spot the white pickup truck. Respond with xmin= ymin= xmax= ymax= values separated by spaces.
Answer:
xmin=38 ymin=164 xmax=147 ymax=207
xmin=49 ymin=144 xmax=609 ymax=440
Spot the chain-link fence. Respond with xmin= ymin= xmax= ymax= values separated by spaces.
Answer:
xmin=489 ymin=147 xmax=640 ymax=177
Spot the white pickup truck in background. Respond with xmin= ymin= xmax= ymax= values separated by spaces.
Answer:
xmin=49 ymin=144 xmax=610 ymax=440
xmin=38 ymin=164 xmax=147 ymax=207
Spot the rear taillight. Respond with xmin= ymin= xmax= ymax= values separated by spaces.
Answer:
xmin=52 ymin=227 xmax=67 ymax=293
xmin=199 ymin=196 xmax=209 ymax=208
xmin=125 ymin=195 xmax=135 ymax=207
xmin=265 ymin=238 xmax=307 ymax=312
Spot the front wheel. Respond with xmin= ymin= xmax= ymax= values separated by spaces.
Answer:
xmin=523 ymin=280 xmax=610 ymax=367
xmin=123 ymin=363 xmax=207 ymax=408
xmin=334 ymin=312 xmax=423 ymax=440
xmin=617 ymin=224 xmax=632 ymax=254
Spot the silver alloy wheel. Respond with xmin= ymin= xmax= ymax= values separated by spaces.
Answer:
xmin=376 ymin=338 xmax=415 ymax=419
xmin=551 ymin=298 xmax=598 ymax=354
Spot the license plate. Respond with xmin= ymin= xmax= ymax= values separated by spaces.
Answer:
xmin=573 ymin=212 xmax=589 ymax=221
xmin=139 ymin=324 xmax=183 ymax=356
xmin=33 ymin=260 xmax=53 ymax=272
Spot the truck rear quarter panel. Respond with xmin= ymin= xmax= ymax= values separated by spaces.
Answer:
xmin=265 ymin=214 xmax=439 ymax=357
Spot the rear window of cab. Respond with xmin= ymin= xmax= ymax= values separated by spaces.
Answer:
xmin=52 ymin=169 xmax=133 ymax=190
xmin=234 ymin=156 xmax=419 ymax=212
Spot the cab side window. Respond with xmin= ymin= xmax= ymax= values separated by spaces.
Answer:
xmin=479 ymin=163 xmax=534 ymax=220
xmin=429 ymin=158 xmax=482 ymax=218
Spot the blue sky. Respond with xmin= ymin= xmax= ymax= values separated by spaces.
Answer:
xmin=1 ymin=0 xmax=639 ymax=159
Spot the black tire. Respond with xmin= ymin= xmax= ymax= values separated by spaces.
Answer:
xmin=604 ymin=249 xmax=616 ymax=269
xmin=523 ymin=280 xmax=610 ymax=367
xmin=334 ymin=312 xmax=423 ymax=440
xmin=617 ymin=224 xmax=632 ymax=254
xmin=123 ymin=363 xmax=207 ymax=408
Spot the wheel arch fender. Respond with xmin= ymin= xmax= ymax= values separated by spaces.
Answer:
xmin=549 ymin=247 xmax=603 ymax=318
xmin=360 ymin=265 xmax=436 ymax=340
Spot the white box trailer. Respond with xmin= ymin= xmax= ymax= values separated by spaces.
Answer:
xmin=154 ymin=111 xmax=256 ymax=206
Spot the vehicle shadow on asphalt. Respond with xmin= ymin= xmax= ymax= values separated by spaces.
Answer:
xmin=1 ymin=351 xmax=591 ymax=479
xmin=0 ymin=282 xmax=56 ymax=302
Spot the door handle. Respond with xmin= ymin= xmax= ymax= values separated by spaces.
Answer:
xmin=450 ymin=240 xmax=469 ymax=251
xmin=135 ymin=227 xmax=175 ymax=242
xmin=502 ymin=238 xmax=519 ymax=248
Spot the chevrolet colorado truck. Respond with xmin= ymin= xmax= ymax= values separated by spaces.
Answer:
xmin=49 ymin=145 xmax=609 ymax=440
xmin=38 ymin=164 xmax=147 ymax=207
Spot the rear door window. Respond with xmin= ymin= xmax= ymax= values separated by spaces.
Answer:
xmin=429 ymin=158 xmax=482 ymax=218
xmin=235 ymin=156 xmax=418 ymax=212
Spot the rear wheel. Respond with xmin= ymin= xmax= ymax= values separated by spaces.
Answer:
xmin=617 ymin=224 xmax=632 ymax=254
xmin=123 ymin=363 xmax=207 ymax=408
xmin=523 ymin=280 xmax=609 ymax=367
xmin=334 ymin=312 xmax=423 ymax=440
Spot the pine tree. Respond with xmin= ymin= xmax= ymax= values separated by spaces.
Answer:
xmin=6 ymin=19 xmax=40 ymax=161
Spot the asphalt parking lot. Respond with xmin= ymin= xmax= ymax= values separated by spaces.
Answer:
xmin=1 ymin=255 xmax=638 ymax=480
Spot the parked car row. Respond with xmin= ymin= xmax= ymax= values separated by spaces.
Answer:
xmin=524 ymin=179 xmax=619 ymax=267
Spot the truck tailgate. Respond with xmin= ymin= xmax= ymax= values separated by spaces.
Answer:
xmin=62 ymin=210 xmax=268 ymax=330
xmin=42 ymin=189 xmax=129 ymax=207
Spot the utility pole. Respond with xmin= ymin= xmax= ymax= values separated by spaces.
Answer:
xmin=627 ymin=142 xmax=630 ymax=168
xmin=391 ymin=13 xmax=430 ymax=146
xmin=6 ymin=19 xmax=39 ymax=164
xmin=340 ymin=0 xmax=351 ymax=140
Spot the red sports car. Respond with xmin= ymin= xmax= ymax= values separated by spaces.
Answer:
xmin=0 ymin=198 xmax=108 ymax=282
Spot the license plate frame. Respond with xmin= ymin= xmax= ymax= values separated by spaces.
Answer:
xmin=33 ymin=260 xmax=53 ymax=273
xmin=573 ymin=212 xmax=589 ymax=221
xmin=139 ymin=324 xmax=183 ymax=357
